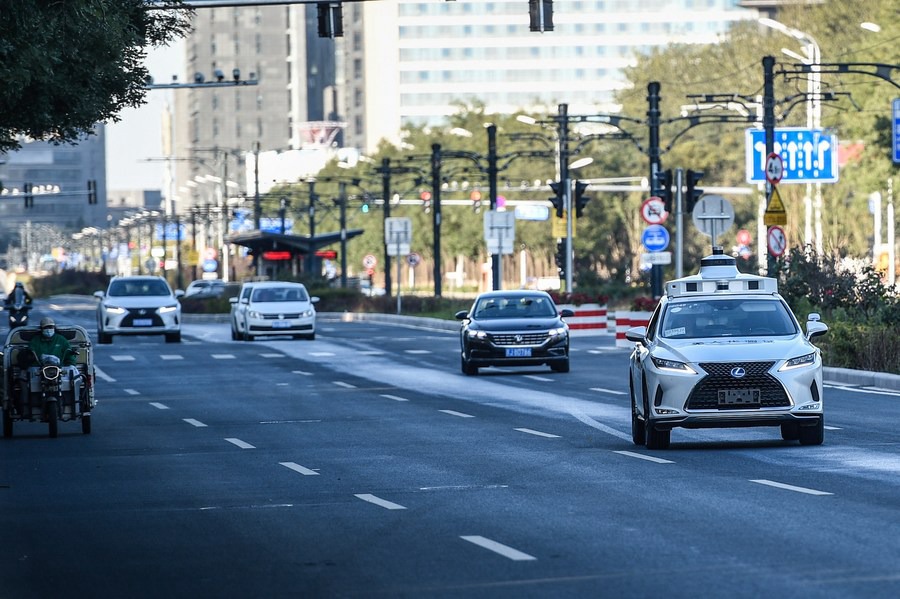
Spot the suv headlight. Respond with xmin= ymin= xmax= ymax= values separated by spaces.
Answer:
xmin=651 ymin=356 xmax=696 ymax=374
xmin=248 ymin=310 xmax=263 ymax=319
xmin=779 ymin=352 xmax=816 ymax=371
xmin=105 ymin=305 xmax=126 ymax=315
xmin=158 ymin=305 xmax=178 ymax=314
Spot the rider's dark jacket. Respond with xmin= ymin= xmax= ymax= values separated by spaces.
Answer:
xmin=28 ymin=334 xmax=77 ymax=366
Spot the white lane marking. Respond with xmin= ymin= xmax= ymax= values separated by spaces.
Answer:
xmin=404 ymin=349 xmax=431 ymax=354
xmin=110 ymin=355 xmax=135 ymax=362
xmin=824 ymin=425 xmax=842 ymax=431
xmin=569 ymin=410 xmax=632 ymax=442
xmin=524 ymin=375 xmax=553 ymax=382
xmin=590 ymin=387 xmax=627 ymax=395
xmin=276 ymin=382 xmax=290 ymax=386
xmin=225 ymin=438 xmax=255 ymax=449
xmin=380 ymin=394 xmax=409 ymax=402
xmin=211 ymin=354 xmax=236 ymax=360
xmin=160 ymin=354 xmax=183 ymax=360
xmin=260 ymin=419 xmax=321 ymax=424
xmin=515 ymin=428 xmax=560 ymax=438
xmin=124 ymin=389 xmax=140 ymax=396
xmin=260 ymin=353 xmax=285 ymax=358
xmin=279 ymin=462 xmax=319 ymax=476
xmin=183 ymin=418 xmax=207 ymax=428
xmin=614 ymin=450 xmax=675 ymax=464
xmin=354 ymin=494 xmax=407 ymax=510
xmin=439 ymin=409 xmax=474 ymax=418
xmin=825 ymin=384 xmax=900 ymax=398
xmin=93 ymin=366 xmax=115 ymax=382
xmin=310 ymin=351 xmax=335 ymax=357
xmin=292 ymin=370 xmax=313 ymax=376
xmin=333 ymin=381 xmax=356 ymax=389
xmin=460 ymin=536 xmax=537 ymax=561
xmin=149 ymin=402 xmax=169 ymax=410
xmin=750 ymin=479 xmax=833 ymax=496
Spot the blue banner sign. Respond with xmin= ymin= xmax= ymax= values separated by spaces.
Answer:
xmin=893 ymin=98 xmax=900 ymax=164
xmin=745 ymin=128 xmax=839 ymax=184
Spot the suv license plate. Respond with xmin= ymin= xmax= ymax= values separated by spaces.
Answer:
xmin=718 ymin=389 xmax=760 ymax=406
xmin=505 ymin=347 xmax=532 ymax=358
xmin=133 ymin=319 xmax=153 ymax=327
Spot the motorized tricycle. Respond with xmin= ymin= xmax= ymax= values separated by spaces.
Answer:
xmin=0 ymin=325 xmax=96 ymax=438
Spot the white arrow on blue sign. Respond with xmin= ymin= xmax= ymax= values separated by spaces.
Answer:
xmin=642 ymin=224 xmax=670 ymax=252
xmin=745 ymin=128 xmax=839 ymax=184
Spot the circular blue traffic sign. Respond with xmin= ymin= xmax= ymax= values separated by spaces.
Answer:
xmin=202 ymin=259 xmax=218 ymax=273
xmin=641 ymin=225 xmax=670 ymax=252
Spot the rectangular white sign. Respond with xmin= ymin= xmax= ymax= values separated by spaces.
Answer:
xmin=641 ymin=251 xmax=672 ymax=265
xmin=384 ymin=217 xmax=412 ymax=245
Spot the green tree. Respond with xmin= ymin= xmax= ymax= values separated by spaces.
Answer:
xmin=0 ymin=0 xmax=193 ymax=152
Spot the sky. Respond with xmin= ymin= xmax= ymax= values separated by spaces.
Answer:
xmin=105 ymin=41 xmax=184 ymax=191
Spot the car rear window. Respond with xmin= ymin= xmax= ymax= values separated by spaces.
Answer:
xmin=109 ymin=279 xmax=171 ymax=297
xmin=251 ymin=287 xmax=309 ymax=302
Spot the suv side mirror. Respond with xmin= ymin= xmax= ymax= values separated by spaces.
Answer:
xmin=625 ymin=326 xmax=647 ymax=343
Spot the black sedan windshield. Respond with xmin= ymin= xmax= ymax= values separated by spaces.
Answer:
xmin=473 ymin=295 xmax=557 ymax=319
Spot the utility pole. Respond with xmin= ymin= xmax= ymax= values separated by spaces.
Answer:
xmin=175 ymin=214 xmax=183 ymax=290
xmin=763 ymin=56 xmax=777 ymax=276
xmin=557 ymin=104 xmax=573 ymax=293
xmin=307 ymin=180 xmax=317 ymax=278
xmin=380 ymin=158 xmax=393 ymax=297
xmin=253 ymin=141 xmax=261 ymax=230
xmin=431 ymin=143 xmax=442 ymax=297
xmin=486 ymin=124 xmax=501 ymax=290
xmin=339 ymin=181 xmax=348 ymax=289
xmin=647 ymin=82 xmax=663 ymax=298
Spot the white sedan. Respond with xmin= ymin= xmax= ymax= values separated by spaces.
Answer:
xmin=230 ymin=281 xmax=318 ymax=341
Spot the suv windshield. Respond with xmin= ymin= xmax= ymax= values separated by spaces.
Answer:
xmin=660 ymin=298 xmax=797 ymax=339
xmin=108 ymin=279 xmax=171 ymax=297
xmin=473 ymin=296 xmax=556 ymax=319
xmin=251 ymin=287 xmax=309 ymax=302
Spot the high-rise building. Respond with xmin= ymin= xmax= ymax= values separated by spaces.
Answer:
xmin=340 ymin=0 xmax=757 ymax=153
xmin=171 ymin=3 xmax=338 ymax=213
xmin=0 ymin=128 xmax=107 ymax=255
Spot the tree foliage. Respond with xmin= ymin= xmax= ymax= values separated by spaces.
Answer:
xmin=0 ymin=0 xmax=193 ymax=152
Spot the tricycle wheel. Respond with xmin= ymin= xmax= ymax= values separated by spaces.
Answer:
xmin=47 ymin=401 xmax=58 ymax=438
xmin=81 ymin=414 xmax=91 ymax=435
xmin=2 ymin=408 xmax=12 ymax=438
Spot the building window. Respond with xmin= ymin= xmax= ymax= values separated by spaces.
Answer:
xmin=255 ymin=33 xmax=262 ymax=54
xmin=212 ymin=118 xmax=219 ymax=138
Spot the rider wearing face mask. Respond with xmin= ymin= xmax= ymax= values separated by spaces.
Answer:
xmin=29 ymin=317 xmax=77 ymax=366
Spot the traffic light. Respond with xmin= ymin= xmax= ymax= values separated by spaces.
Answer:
xmin=360 ymin=193 xmax=370 ymax=213
xmin=420 ymin=190 xmax=432 ymax=213
xmin=685 ymin=169 xmax=704 ymax=213
xmin=470 ymin=190 xmax=482 ymax=213
xmin=24 ymin=182 xmax=33 ymax=208
xmin=654 ymin=169 xmax=673 ymax=213
xmin=549 ymin=181 xmax=563 ymax=217
xmin=87 ymin=179 xmax=97 ymax=204
xmin=573 ymin=181 xmax=589 ymax=217
xmin=529 ymin=0 xmax=554 ymax=32
xmin=555 ymin=240 xmax=566 ymax=280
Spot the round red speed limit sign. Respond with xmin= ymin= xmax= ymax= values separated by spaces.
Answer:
xmin=640 ymin=196 xmax=668 ymax=225
xmin=362 ymin=254 xmax=377 ymax=269
xmin=765 ymin=152 xmax=784 ymax=185
xmin=767 ymin=225 xmax=787 ymax=257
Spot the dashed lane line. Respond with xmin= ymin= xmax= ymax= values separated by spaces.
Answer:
xmin=124 ymin=389 xmax=140 ymax=396
xmin=750 ymin=479 xmax=833 ymax=496
xmin=183 ymin=418 xmax=207 ymax=428
xmin=354 ymin=494 xmax=407 ymax=510
xmin=211 ymin=354 xmax=236 ymax=360
xmin=110 ymin=355 xmax=135 ymax=362
xmin=260 ymin=353 xmax=285 ymax=358
xmin=613 ymin=450 xmax=675 ymax=464
xmin=149 ymin=402 xmax=169 ymax=410
xmin=310 ymin=351 xmax=336 ymax=357
xmin=225 ymin=438 xmax=256 ymax=449
xmin=333 ymin=381 xmax=356 ymax=389
xmin=515 ymin=428 xmax=560 ymax=439
xmin=160 ymin=355 xmax=183 ymax=360
xmin=439 ymin=409 xmax=474 ymax=418
xmin=292 ymin=370 xmax=313 ymax=376
xmin=460 ymin=536 xmax=537 ymax=561
xmin=93 ymin=366 xmax=115 ymax=383
xmin=590 ymin=387 xmax=627 ymax=395
xmin=380 ymin=394 xmax=409 ymax=402
xmin=524 ymin=375 xmax=553 ymax=382
xmin=279 ymin=462 xmax=319 ymax=476
xmin=404 ymin=349 xmax=431 ymax=354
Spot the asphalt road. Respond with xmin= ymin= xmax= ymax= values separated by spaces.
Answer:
xmin=2 ymin=297 xmax=900 ymax=598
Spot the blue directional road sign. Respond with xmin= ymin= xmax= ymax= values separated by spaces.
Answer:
xmin=893 ymin=98 xmax=900 ymax=164
xmin=745 ymin=128 xmax=839 ymax=184
xmin=642 ymin=224 xmax=670 ymax=252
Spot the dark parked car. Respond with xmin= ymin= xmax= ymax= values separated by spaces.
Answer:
xmin=455 ymin=290 xmax=574 ymax=376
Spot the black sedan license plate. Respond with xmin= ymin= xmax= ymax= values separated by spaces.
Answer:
xmin=718 ymin=388 xmax=760 ymax=406
xmin=505 ymin=347 xmax=532 ymax=358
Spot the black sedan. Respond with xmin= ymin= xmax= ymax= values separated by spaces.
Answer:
xmin=455 ymin=290 xmax=575 ymax=375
